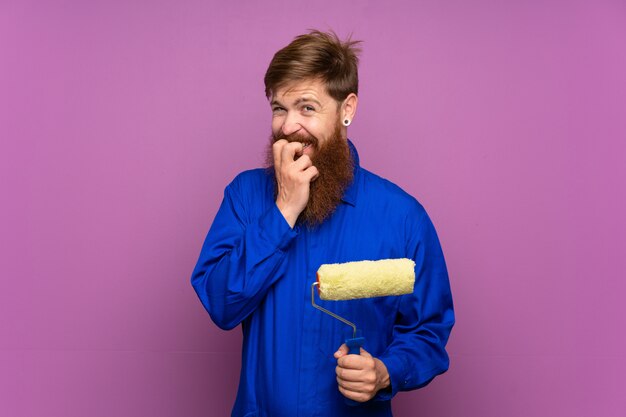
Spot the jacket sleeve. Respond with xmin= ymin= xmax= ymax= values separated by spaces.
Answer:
xmin=376 ymin=207 xmax=455 ymax=399
xmin=190 ymin=176 xmax=298 ymax=330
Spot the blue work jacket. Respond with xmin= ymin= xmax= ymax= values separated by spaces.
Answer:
xmin=191 ymin=141 xmax=454 ymax=417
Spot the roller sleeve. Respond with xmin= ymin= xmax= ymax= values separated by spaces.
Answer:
xmin=316 ymin=258 xmax=416 ymax=301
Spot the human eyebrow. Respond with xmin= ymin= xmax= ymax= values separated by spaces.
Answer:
xmin=294 ymin=97 xmax=322 ymax=107
xmin=270 ymin=99 xmax=284 ymax=108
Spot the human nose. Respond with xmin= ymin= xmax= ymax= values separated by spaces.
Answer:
xmin=281 ymin=111 xmax=302 ymax=136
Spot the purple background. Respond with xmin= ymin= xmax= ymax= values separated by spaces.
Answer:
xmin=2 ymin=1 xmax=625 ymax=416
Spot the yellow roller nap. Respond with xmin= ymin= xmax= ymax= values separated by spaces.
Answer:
xmin=316 ymin=258 xmax=416 ymax=301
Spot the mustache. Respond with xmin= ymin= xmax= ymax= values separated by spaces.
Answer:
xmin=272 ymin=131 xmax=318 ymax=147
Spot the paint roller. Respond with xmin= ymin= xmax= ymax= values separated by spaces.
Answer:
xmin=311 ymin=258 xmax=416 ymax=355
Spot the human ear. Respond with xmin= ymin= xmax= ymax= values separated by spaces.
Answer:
xmin=341 ymin=93 xmax=358 ymax=125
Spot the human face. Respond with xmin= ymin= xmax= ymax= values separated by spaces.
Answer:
xmin=269 ymin=79 xmax=342 ymax=158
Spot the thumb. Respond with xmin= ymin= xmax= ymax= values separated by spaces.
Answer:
xmin=334 ymin=343 xmax=348 ymax=359
xmin=359 ymin=347 xmax=372 ymax=358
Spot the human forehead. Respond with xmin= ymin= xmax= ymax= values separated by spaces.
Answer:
xmin=270 ymin=79 xmax=336 ymax=106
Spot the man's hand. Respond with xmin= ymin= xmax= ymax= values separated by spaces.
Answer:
xmin=273 ymin=139 xmax=319 ymax=228
xmin=334 ymin=344 xmax=391 ymax=402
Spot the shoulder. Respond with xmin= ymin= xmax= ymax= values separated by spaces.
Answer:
xmin=224 ymin=168 xmax=275 ymax=214
xmin=358 ymin=168 xmax=426 ymax=219
xmin=358 ymin=169 xmax=442 ymax=250
xmin=227 ymin=168 xmax=273 ymax=194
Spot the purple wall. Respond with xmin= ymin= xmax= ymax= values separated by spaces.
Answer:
xmin=2 ymin=1 xmax=625 ymax=416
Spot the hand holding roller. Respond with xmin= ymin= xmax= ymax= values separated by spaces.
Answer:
xmin=311 ymin=258 xmax=416 ymax=403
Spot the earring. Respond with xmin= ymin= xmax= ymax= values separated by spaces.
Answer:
xmin=343 ymin=119 xmax=351 ymax=127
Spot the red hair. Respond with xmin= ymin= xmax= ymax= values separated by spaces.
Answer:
xmin=264 ymin=30 xmax=362 ymax=102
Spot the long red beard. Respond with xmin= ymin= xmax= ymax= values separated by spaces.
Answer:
xmin=266 ymin=122 xmax=354 ymax=228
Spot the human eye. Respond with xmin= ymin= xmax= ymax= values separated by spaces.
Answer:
xmin=272 ymin=106 xmax=285 ymax=113
xmin=302 ymin=105 xmax=316 ymax=112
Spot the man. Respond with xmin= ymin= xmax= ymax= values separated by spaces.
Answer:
xmin=191 ymin=30 xmax=454 ymax=417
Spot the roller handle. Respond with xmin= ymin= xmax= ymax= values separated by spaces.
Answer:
xmin=345 ymin=336 xmax=365 ymax=355
xmin=343 ymin=336 xmax=366 ymax=406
